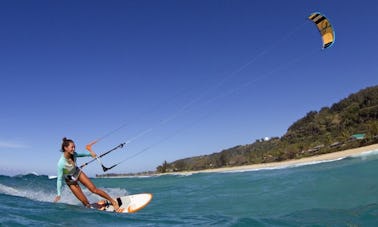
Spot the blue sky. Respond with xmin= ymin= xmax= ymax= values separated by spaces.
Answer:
xmin=1 ymin=0 xmax=377 ymax=176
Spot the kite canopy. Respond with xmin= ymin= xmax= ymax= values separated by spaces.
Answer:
xmin=308 ymin=12 xmax=335 ymax=49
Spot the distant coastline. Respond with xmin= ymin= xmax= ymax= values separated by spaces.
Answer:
xmin=168 ymin=143 xmax=378 ymax=175
xmin=97 ymin=143 xmax=378 ymax=178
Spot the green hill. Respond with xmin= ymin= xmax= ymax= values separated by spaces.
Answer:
xmin=157 ymin=85 xmax=378 ymax=173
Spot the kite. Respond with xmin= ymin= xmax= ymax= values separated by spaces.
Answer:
xmin=309 ymin=12 xmax=335 ymax=49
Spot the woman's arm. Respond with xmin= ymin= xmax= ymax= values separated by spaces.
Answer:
xmin=54 ymin=161 xmax=64 ymax=202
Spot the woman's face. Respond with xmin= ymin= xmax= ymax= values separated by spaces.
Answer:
xmin=65 ymin=142 xmax=75 ymax=154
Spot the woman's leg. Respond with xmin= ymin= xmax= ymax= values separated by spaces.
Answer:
xmin=68 ymin=183 xmax=90 ymax=207
xmin=78 ymin=172 xmax=120 ymax=210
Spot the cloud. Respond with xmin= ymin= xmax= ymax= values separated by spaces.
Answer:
xmin=0 ymin=141 xmax=29 ymax=149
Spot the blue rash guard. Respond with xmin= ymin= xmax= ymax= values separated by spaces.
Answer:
xmin=56 ymin=152 xmax=91 ymax=196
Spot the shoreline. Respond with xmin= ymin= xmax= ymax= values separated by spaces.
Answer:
xmin=97 ymin=143 xmax=378 ymax=178
xmin=160 ymin=143 xmax=378 ymax=175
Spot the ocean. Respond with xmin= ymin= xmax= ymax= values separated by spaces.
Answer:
xmin=1 ymin=150 xmax=377 ymax=226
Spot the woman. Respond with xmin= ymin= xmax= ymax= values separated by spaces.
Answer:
xmin=54 ymin=137 xmax=121 ymax=212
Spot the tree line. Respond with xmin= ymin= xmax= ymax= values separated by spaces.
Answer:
xmin=157 ymin=85 xmax=378 ymax=173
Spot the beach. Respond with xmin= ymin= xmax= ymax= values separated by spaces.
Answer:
xmin=168 ymin=143 xmax=378 ymax=175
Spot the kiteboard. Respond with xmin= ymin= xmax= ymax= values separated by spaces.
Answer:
xmin=90 ymin=193 xmax=153 ymax=213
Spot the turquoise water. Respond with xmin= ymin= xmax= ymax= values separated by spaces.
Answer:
xmin=1 ymin=150 xmax=377 ymax=226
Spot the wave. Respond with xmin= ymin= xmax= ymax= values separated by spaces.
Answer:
xmin=130 ymin=156 xmax=356 ymax=177
xmin=1 ymin=173 xmax=48 ymax=179
xmin=0 ymin=183 xmax=54 ymax=203
xmin=350 ymin=149 xmax=378 ymax=159
xmin=223 ymin=157 xmax=349 ymax=173
xmin=0 ymin=174 xmax=130 ymax=206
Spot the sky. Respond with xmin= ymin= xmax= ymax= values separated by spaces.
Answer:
xmin=1 ymin=0 xmax=377 ymax=177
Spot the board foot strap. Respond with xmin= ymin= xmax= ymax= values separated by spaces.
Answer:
xmin=117 ymin=197 xmax=123 ymax=206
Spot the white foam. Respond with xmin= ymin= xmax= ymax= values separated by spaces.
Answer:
xmin=0 ymin=183 xmax=20 ymax=195
xmin=161 ymin=172 xmax=194 ymax=177
xmin=350 ymin=149 xmax=378 ymax=159
xmin=66 ymin=187 xmax=129 ymax=205
xmin=218 ymin=157 xmax=348 ymax=174
xmin=0 ymin=183 xmax=129 ymax=206
xmin=0 ymin=183 xmax=55 ymax=203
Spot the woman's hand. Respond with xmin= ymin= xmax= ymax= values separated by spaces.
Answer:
xmin=86 ymin=146 xmax=97 ymax=158
xmin=86 ymin=141 xmax=98 ymax=158
xmin=90 ymin=151 xmax=97 ymax=158
xmin=54 ymin=195 xmax=61 ymax=203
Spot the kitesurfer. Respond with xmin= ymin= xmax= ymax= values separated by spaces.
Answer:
xmin=53 ymin=137 xmax=121 ymax=212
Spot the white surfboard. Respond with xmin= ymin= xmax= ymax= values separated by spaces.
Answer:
xmin=90 ymin=193 xmax=153 ymax=213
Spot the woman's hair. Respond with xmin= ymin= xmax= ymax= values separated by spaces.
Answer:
xmin=61 ymin=137 xmax=74 ymax=152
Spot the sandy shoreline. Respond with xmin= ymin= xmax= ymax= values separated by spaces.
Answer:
xmin=163 ymin=143 xmax=378 ymax=175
